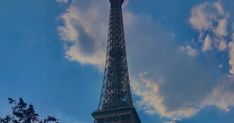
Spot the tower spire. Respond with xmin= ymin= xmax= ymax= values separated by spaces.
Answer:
xmin=92 ymin=0 xmax=141 ymax=122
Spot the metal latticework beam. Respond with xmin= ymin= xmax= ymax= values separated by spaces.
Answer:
xmin=92 ymin=0 xmax=141 ymax=122
xmin=98 ymin=0 xmax=133 ymax=111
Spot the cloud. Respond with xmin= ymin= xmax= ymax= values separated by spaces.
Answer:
xmin=57 ymin=0 xmax=234 ymax=121
xmin=131 ymin=74 xmax=200 ymax=120
xmin=131 ymin=1 xmax=234 ymax=119
xmin=215 ymin=18 xmax=228 ymax=37
xmin=189 ymin=1 xmax=229 ymax=52
xmin=180 ymin=45 xmax=199 ymax=57
xmin=202 ymin=35 xmax=213 ymax=51
xmin=203 ymin=76 xmax=234 ymax=111
xmin=58 ymin=0 xmax=108 ymax=67
xmin=229 ymin=25 xmax=234 ymax=75
xmin=229 ymin=40 xmax=234 ymax=75
xmin=189 ymin=3 xmax=214 ymax=31
xmin=133 ymin=73 xmax=234 ymax=120
xmin=218 ymin=40 xmax=227 ymax=51
xmin=189 ymin=1 xmax=234 ymax=75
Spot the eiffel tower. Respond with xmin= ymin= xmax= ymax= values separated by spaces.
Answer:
xmin=92 ymin=0 xmax=141 ymax=123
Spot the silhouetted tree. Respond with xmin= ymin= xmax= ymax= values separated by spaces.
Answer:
xmin=0 ymin=98 xmax=58 ymax=123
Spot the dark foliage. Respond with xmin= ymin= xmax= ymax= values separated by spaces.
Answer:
xmin=0 ymin=98 xmax=59 ymax=123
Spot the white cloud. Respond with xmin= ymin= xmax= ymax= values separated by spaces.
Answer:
xmin=133 ymin=73 xmax=234 ymax=120
xmin=189 ymin=2 xmax=214 ymax=31
xmin=58 ymin=0 xmax=108 ymax=67
xmin=202 ymin=35 xmax=213 ymax=51
xmin=65 ymin=45 xmax=105 ymax=66
xmin=189 ymin=1 xmax=229 ymax=52
xmin=58 ymin=13 xmax=78 ymax=42
xmin=189 ymin=1 xmax=234 ymax=77
xmin=132 ymin=74 xmax=199 ymax=120
xmin=218 ymin=40 xmax=227 ymax=51
xmin=215 ymin=18 xmax=228 ymax=37
xmin=122 ymin=9 xmax=218 ymax=120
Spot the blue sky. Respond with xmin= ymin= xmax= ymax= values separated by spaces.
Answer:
xmin=0 ymin=0 xmax=234 ymax=123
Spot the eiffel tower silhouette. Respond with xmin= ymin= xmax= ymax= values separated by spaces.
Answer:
xmin=92 ymin=0 xmax=141 ymax=123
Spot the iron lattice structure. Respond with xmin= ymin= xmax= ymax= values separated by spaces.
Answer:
xmin=98 ymin=0 xmax=133 ymax=111
xmin=92 ymin=0 xmax=141 ymax=122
